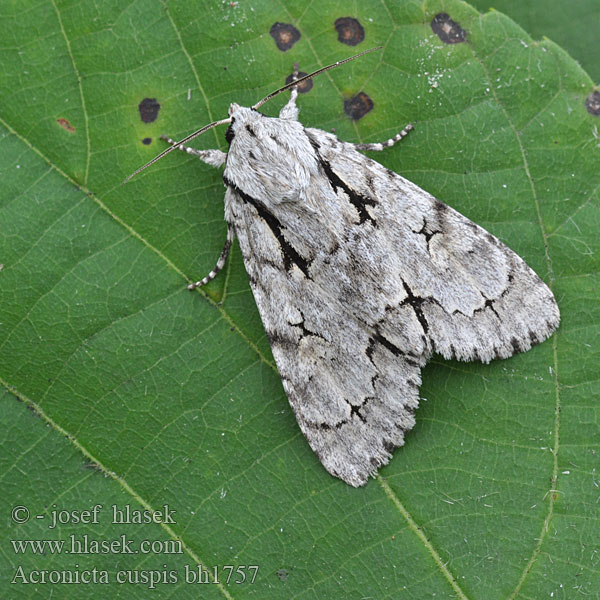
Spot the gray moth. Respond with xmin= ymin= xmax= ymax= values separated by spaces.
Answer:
xmin=127 ymin=50 xmax=560 ymax=487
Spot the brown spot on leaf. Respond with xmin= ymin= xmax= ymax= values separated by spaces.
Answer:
xmin=276 ymin=569 xmax=289 ymax=581
xmin=142 ymin=137 xmax=152 ymax=145
xmin=57 ymin=117 xmax=75 ymax=132
xmin=138 ymin=98 xmax=160 ymax=123
xmin=585 ymin=90 xmax=600 ymax=116
xmin=270 ymin=22 xmax=301 ymax=51
xmin=344 ymin=92 xmax=373 ymax=120
xmin=430 ymin=13 xmax=466 ymax=44
xmin=285 ymin=71 xmax=313 ymax=93
xmin=334 ymin=17 xmax=365 ymax=46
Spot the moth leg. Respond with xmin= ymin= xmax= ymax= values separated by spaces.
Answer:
xmin=161 ymin=135 xmax=226 ymax=168
xmin=188 ymin=224 xmax=235 ymax=290
xmin=353 ymin=124 xmax=414 ymax=151
xmin=279 ymin=62 xmax=300 ymax=121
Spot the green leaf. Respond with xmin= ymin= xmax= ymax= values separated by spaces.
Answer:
xmin=1 ymin=1 xmax=598 ymax=598
xmin=469 ymin=0 xmax=600 ymax=83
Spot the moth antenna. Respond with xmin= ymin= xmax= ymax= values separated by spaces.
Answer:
xmin=252 ymin=46 xmax=383 ymax=111
xmin=124 ymin=47 xmax=381 ymax=184
xmin=123 ymin=117 xmax=232 ymax=184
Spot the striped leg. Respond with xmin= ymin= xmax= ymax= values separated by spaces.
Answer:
xmin=188 ymin=225 xmax=235 ymax=290
xmin=279 ymin=62 xmax=300 ymax=121
xmin=161 ymin=135 xmax=226 ymax=168
xmin=353 ymin=124 xmax=414 ymax=151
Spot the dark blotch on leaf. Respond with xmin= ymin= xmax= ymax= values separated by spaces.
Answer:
xmin=138 ymin=98 xmax=160 ymax=123
xmin=57 ymin=117 xmax=75 ymax=132
xmin=270 ymin=22 xmax=301 ymax=51
xmin=276 ymin=569 xmax=289 ymax=581
xmin=285 ymin=71 xmax=313 ymax=93
xmin=585 ymin=90 xmax=600 ymax=116
xmin=334 ymin=17 xmax=365 ymax=46
xmin=142 ymin=137 xmax=152 ymax=145
xmin=430 ymin=13 xmax=466 ymax=44
xmin=344 ymin=92 xmax=373 ymax=120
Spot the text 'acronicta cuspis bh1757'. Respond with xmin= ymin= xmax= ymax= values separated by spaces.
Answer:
xmin=126 ymin=48 xmax=559 ymax=487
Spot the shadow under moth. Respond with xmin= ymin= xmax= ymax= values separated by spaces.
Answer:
xmin=126 ymin=49 xmax=560 ymax=487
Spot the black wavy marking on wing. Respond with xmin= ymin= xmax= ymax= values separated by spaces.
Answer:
xmin=400 ymin=281 xmax=429 ymax=334
xmin=306 ymin=134 xmax=377 ymax=226
xmin=224 ymin=177 xmax=311 ymax=278
xmin=305 ymin=397 xmax=372 ymax=431
xmin=412 ymin=218 xmax=442 ymax=253
xmin=367 ymin=330 xmax=422 ymax=385
xmin=289 ymin=310 xmax=326 ymax=341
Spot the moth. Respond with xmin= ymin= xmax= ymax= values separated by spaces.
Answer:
xmin=126 ymin=49 xmax=560 ymax=486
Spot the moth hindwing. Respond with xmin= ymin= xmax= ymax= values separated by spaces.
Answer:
xmin=155 ymin=63 xmax=559 ymax=487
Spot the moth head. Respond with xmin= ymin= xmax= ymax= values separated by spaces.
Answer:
xmin=224 ymin=104 xmax=263 ymax=145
